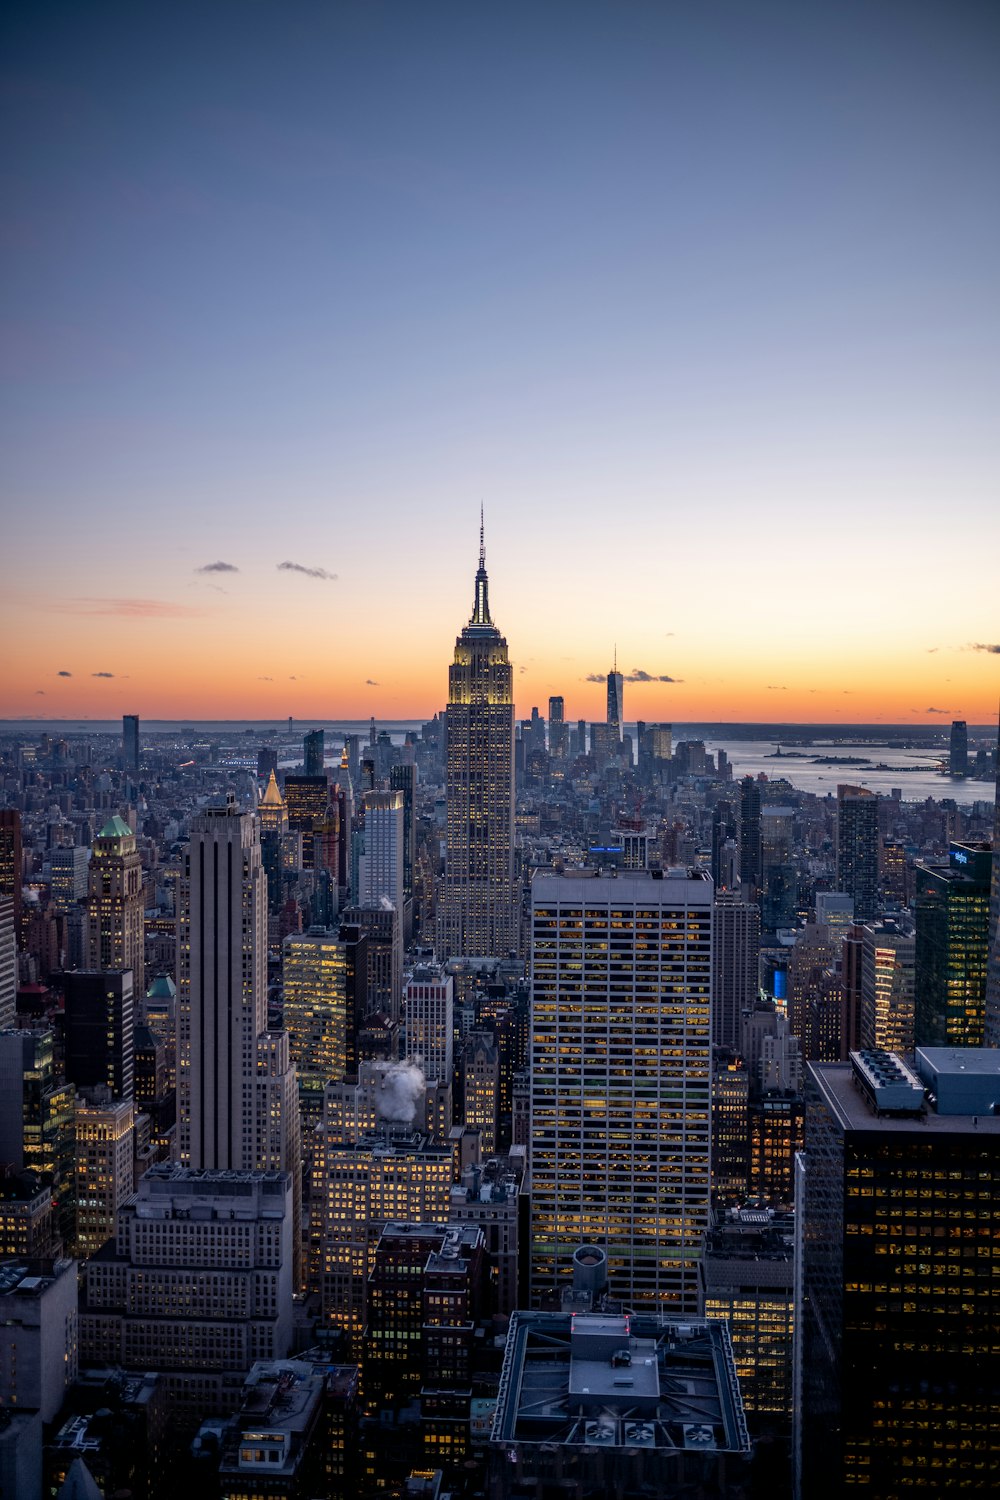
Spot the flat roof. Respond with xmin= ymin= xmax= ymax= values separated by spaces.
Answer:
xmin=808 ymin=1063 xmax=1000 ymax=1135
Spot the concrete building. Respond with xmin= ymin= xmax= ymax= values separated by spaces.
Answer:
xmin=80 ymin=1165 xmax=294 ymax=1425
xmin=712 ymin=893 xmax=760 ymax=1051
xmin=489 ymin=1311 xmax=749 ymax=1498
xmin=859 ymin=920 xmax=915 ymax=1054
xmin=217 ymin=1359 xmax=327 ymax=1500
xmin=74 ymin=1094 xmax=135 ymax=1259
xmin=0 ymin=1257 xmax=78 ymax=1424
xmin=404 ymin=966 xmax=454 ymax=1084
xmin=530 ymin=867 xmax=712 ymax=1313
xmin=449 ymin=1146 xmax=527 ymax=1315
xmin=86 ymin=815 xmax=144 ymax=996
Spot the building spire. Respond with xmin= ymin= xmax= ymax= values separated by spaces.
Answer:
xmin=471 ymin=508 xmax=492 ymax=626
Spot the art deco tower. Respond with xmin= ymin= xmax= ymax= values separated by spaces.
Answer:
xmin=87 ymin=814 xmax=144 ymax=996
xmin=437 ymin=520 xmax=517 ymax=959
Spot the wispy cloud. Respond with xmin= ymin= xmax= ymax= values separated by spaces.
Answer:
xmin=922 ymin=706 xmax=952 ymax=714
xmin=92 ymin=671 xmax=115 ymax=678
xmin=257 ymin=676 xmax=273 ymax=682
xmin=57 ymin=670 xmax=72 ymax=677
xmin=365 ymin=678 xmax=379 ymax=687
xmin=51 ymin=597 xmax=205 ymax=619
xmin=767 ymin=685 xmax=787 ymax=690
xmin=278 ymin=561 xmax=337 ymax=581
xmin=586 ymin=667 xmax=679 ymax=684
xmin=926 ymin=647 xmax=939 ymax=654
xmin=970 ymin=642 xmax=1000 ymax=654
xmin=196 ymin=560 xmax=239 ymax=573
xmin=35 ymin=689 xmax=45 ymax=695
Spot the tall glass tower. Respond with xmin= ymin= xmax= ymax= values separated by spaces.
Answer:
xmin=437 ymin=519 xmax=516 ymax=959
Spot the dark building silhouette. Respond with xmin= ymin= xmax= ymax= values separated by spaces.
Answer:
xmin=739 ymin=776 xmax=762 ymax=905
xmin=122 ymin=714 xmax=139 ymax=774
xmin=304 ymin=728 xmax=325 ymax=777
xmin=62 ymin=969 xmax=134 ymax=1101
xmin=836 ymin=785 xmax=879 ymax=923
xmin=914 ymin=842 xmax=992 ymax=1047
xmin=949 ymin=718 xmax=968 ymax=776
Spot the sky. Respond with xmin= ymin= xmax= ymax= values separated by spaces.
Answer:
xmin=2 ymin=0 xmax=998 ymax=724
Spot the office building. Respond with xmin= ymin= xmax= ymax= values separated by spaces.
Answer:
xmin=0 ymin=1029 xmax=76 ymax=1251
xmin=49 ymin=845 xmax=89 ymax=912
xmin=318 ymin=1129 xmax=452 ymax=1351
xmin=303 ymin=728 xmax=325 ymax=777
xmin=836 ymin=785 xmax=879 ymax=923
xmin=461 ymin=1029 xmax=499 ymax=1154
xmin=80 ymin=1165 xmax=294 ymax=1425
xmin=389 ymin=761 xmax=417 ymax=912
xmin=711 ymin=1052 xmax=750 ymax=1207
xmin=0 ymin=1257 xmax=78 ymax=1424
xmin=74 ymin=1094 xmax=135 ymax=1259
xmin=987 ymin=711 xmax=1000 ymax=1047
xmin=342 ymin=901 xmax=402 ymax=1022
xmin=404 ymin=966 xmax=454 ymax=1083
xmin=122 ymin=714 xmax=139 ymax=775
xmin=0 ymin=896 xmax=14 ymax=1030
xmin=62 ymin=970 xmax=134 ymax=1101
xmin=283 ymin=928 xmax=350 ymax=1117
xmin=489 ymin=1311 xmax=749 ymax=1497
xmin=949 ymin=718 xmax=968 ymax=776
xmin=859 ymin=920 xmax=915 ymax=1054
xmin=357 ymin=788 xmax=404 ymax=916
xmin=701 ymin=1207 xmax=795 ymax=1436
xmin=87 ymin=814 xmax=145 ymax=997
xmin=814 ymin=891 xmax=854 ymax=944
xmin=747 ymin=1092 xmax=803 ymax=1204
xmin=0 ymin=1172 xmax=59 ymax=1260
xmin=284 ymin=776 xmax=329 ymax=869
xmin=437 ymin=521 xmax=517 ymax=960
xmin=712 ymin=893 xmax=760 ymax=1050
xmin=530 ymin=867 xmax=712 ymax=1313
xmin=547 ymin=695 xmax=567 ymax=759
xmin=606 ymin=657 xmax=624 ymax=741
xmin=796 ymin=1049 xmax=1000 ymax=1497
xmin=217 ymin=1359 xmax=327 ymax=1500
xmin=0 ymin=810 xmax=23 ymax=931
xmin=914 ymin=842 xmax=992 ymax=1047
xmin=739 ymin=776 xmax=762 ymax=905
xmin=449 ymin=1146 xmax=526 ymax=1315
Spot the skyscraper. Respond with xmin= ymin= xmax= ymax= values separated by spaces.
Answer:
xmin=547 ymin=695 xmax=567 ymax=759
xmin=0 ymin=810 xmax=23 ymax=932
xmin=87 ymin=814 xmax=145 ymax=997
xmin=0 ymin=897 xmax=14 ymax=1030
xmin=949 ymin=718 xmax=968 ymax=776
xmin=62 ymin=970 xmax=135 ymax=1101
xmin=122 ymin=714 xmax=139 ymax=774
xmin=739 ymin=776 xmax=762 ymax=905
xmin=914 ymin=842 xmax=992 ymax=1047
xmin=985 ymin=710 xmax=1000 ymax=1048
xmin=303 ymin=728 xmax=325 ymax=777
xmin=606 ymin=653 xmax=624 ymax=740
xmin=836 ymin=785 xmax=879 ymax=923
xmin=437 ymin=520 xmax=516 ymax=960
xmin=283 ymin=928 xmax=350 ymax=1117
xmin=859 ymin=920 xmax=915 ymax=1054
xmin=712 ymin=893 xmax=760 ymax=1050
xmin=530 ymin=866 xmax=712 ymax=1313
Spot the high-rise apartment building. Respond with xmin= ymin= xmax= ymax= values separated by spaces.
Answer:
xmin=437 ymin=524 xmax=517 ymax=960
xmin=914 ymin=841 xmax=992 ymax=1047
xmin=122 ymin=714 xmax=139 ymax=775
xmin=796 ymin=1049 xmax=1000 ymax=1497
xmin=530 ymin=867 xmax=712 ymax=1312
xmin=836 ymin=785 xmax=879 ymax=923
xmin=87 ymin=815 xmax=144 ymax=997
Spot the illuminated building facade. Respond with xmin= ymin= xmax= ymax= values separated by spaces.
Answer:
xmin=437 ymin=523 xmax=517 ymax=960
xmin=700 ymin=1207 xmax=795 ymax=1435
xmin=0 ymin=810 xmax=23 ymax=931
xmin=284 ymin=775 xmax=329 ymax=869
xmin=711 ymin=1051 xmax=750 ymax=1207
xmin=914 ymin=842 xmax=992 ymax=1047
xmin=797 ymin=1051 xmax=1000 ymax=1498
xmin=404 ymin=966 xmax=454 ymax=1083
xmin=986 ymin=712 xmax=1000 ymax=1047
xmin=283 ymin=928 xmax=349 ymax=1117
xmin=74 ymin=1094 xmax=135 ymax=1259
xmin=859 ymin=921 xmax=915 ymax=1054
xmin=87 ymin=815 xmax=145 ymax=997
xmin=530 ymin=867 xmax=712 ymax=1313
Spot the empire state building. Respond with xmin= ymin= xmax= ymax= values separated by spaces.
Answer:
xmin=437 ymin=523 xmax=517 ymax=959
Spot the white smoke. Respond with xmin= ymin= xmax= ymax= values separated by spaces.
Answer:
xmin=376 ymin=1060 xmax=426 ymax=1125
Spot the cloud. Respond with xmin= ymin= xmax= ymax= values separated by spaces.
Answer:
xmin=926 ymin=647 xmax=939 ymax=654
xmin=51 ymin=597 xmax=205 ymax=618
xmin=767 ymin=685 xmax=787 ymax=691
xmin=970 ymin=642 xmax=1000 ymax=654
xmin=625 ymin=669 xmax=678 ymax=683
xmin=57 ymin=670 xmax=72 ymax=677
xmin=257 ymin=676 xmax=273 ymax=681
xmin=365 ymin=678 xmax=379 ymax=687
xmin=923 ymin=707 xmax=952 ymax=714
xmin=35 ymin=690 xmax=45 ymax=695
xmin=196 ymin=560 xmax=239 ymax=573
xmin=92 ymin=671 xmax=115 ymax=678
xmin=278 ymin=561 xmax=337 ymax=581
xmin=585 ymin=673 xmax=606 ymax=683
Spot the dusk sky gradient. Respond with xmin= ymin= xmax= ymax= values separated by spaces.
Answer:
xmin=2 ymin=0 xmax=998 ymax=723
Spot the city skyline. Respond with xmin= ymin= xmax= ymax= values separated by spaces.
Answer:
xmin=3 ymin=3 xmax=999 ymax=724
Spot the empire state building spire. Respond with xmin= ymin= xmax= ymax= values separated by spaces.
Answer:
xmin=471 ymin=505 xmax=491 ymax=626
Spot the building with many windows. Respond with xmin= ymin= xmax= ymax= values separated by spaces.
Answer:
xmin=914 ymin=841 xmax=992 ymax=1047
xmin=530 ymin=867 xmax=712 ymax=1313
xmin=859 ymin=920 xmax=915 ymax=1053
xmin=87 ymin=815 xmax=144 ymax=996
xmin=437 ymin=522 xmax=517 ymax=960
xmin=836 ymin=786 xmax=879 ymax=924
xmin=283 ymin=929 xmax=350 ymax=1118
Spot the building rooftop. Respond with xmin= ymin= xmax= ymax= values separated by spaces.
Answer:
xmin=96 ymin=815 xmax=132 ymax=840
xmin=492 ymin=1312 xmax=749 ymax=1456
xmin=808 ymin=1061 xmax=1000 ymax=1135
